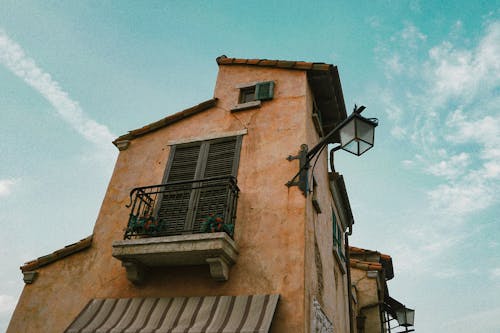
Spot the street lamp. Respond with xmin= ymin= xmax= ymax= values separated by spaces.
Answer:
xmin=396 ymin=307 xmax=415 ymax=327
xmin=286 ymin=105 xmax=378 ymax=195
xmin=339 ymin=108 xmax=377 ymax=156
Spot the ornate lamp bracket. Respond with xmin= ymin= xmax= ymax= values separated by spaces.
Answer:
xmin=285 ymin=144 xmax=309 ymax=196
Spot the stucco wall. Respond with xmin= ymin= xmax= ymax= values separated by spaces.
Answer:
xmin=9 ymin=65 xmax=313 ymax=333
xmin=351 ymin=268 xmax=382 ymax=333
xmin=303 ymin=83 xmax=350 ymax=333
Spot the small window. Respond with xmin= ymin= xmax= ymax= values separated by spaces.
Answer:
xmin=233 ymin=81 xmax=275 ymax=112
xmin=312 ymin=99 xmax=324 ymax=137
xmin=239 ymin=86 xmax=256 ymax=103
xmin=332 ymin=207 xmax=346 ymax=263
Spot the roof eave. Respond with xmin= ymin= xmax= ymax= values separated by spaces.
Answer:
xmin=112 ymin=98 xmax=218 ymax=147
xmin=21 ymin=235 xmax=93 ymax=272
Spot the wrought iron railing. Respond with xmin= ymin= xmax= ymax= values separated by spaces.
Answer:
xmin=124 ymin=176 xmax=239 ymax=239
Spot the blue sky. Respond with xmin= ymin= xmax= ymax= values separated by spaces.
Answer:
xmin=0 ymin=1 xmax=499 ymax=331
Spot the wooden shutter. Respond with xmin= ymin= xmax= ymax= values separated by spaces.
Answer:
xmin=193 ymin=137 xmax=239 ymax=232
xmin=158 ymin=136 xmax=241 ymax=236
xmin=166 ymin=144 xmax=201 ymax=182
xmin=255 ymin=81 xmax=274 ymax=100
xmin=157 ymin=144 xmax=201 ymax=235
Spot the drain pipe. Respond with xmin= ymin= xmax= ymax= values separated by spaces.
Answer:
xmin=346 ymin=225 xmax=354 ymax=333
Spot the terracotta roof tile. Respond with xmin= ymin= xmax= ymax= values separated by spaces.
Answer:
xmin=276 ymin=60 xmax=296 ymax=68
xmin=259 ymin=60 xmax=278 ymax=66
xmin=216 ymin=55 xmax=334 ymax=72
xmin=349 ymin=259 xmax=383 ymax=271
xmin=349 ymin=246 xmax=391 ymax=259
xmin=349 ymin=246 xmax=394 ymax=280
xmin=232 ymin=58 xmax=248 ymax=65
xmin=21 ymin=235 xmax=93 ymax=272
xmin=247 ymin=59 xmax=261 ymax=65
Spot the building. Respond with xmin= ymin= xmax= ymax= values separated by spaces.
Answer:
xmin=350 ymin=247 xmax=413 ymax=333
xmin=8 ymin=55 xmax=404 ymax=333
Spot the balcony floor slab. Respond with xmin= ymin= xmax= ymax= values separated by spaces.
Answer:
xmin=112 ymin=232 xmax=238 ymax=283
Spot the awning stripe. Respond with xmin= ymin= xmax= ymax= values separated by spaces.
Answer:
xmin=186 ymin=297 xmax=204 ymax=332
xmin=116 ymin=297 xmax=145 ymax=332
xmin=217 ymin=294 xmax=236 ymax=332
xmin=254 ymin=294 xmax=270 ymax=332
xmin=235 ymin=295 xmax=253 ymax=332
xmin=199 ymin=295 xmax=220 ymax=332
xmin=152 ymin=298 xmax=175 ymax=332
xmin=97 ymin=298 xmax=131 ymax=333
xmin=94 ymin=298 xmax=118 ymax=332
xmin=66 ymin=295 xmax=279 ymax=333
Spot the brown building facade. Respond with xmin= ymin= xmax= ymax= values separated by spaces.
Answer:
xmin=8 ymin=56 xmax=401 ymax=333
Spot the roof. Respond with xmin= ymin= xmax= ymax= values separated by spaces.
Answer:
xmin=350 ymin=258 xmax=383 ymax=272
xmin=349 ymin=246 xmax=394 ymax=280
xmin=217 ymin=55 xmax=347 ymax=139
xmin=113 ymin=55 xmax=348 ymax=147
xmin=113 ymin=98 xmax=218 ymax=146
xmin=216 ymin=55 xmax=333 ymax=71
xmin=21 ymin=235 xmax=93 ymax=272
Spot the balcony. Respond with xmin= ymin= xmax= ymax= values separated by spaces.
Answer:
xmin=112 ymin=176 xmax=240 ymax=283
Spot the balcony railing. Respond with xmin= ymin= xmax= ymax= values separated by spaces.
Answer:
xmin=124 ymin=176 xmax=239 ymax=240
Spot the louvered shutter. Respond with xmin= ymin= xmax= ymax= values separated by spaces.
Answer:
xmin=157 ymin=136 xmax=241 ymax=236
xmin=193 ymin=137 xmax=238 ymax=232
xmin=157 ymin=144 xmax=201 ymax=235
xmin=255 ymin=81 xmax=274 ymax=100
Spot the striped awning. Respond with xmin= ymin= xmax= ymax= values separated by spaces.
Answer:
xmin=65 ymin=294 xmax=279 ymax=333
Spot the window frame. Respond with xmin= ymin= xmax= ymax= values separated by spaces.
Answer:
xmin=156 ymin=135 xmax=243 ymax=235
xmin=232 ymin=81 xmax=275 ymax=112
xmin=332 ymin=206 xmax=346 ymax=273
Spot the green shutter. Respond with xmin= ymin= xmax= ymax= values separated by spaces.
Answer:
xmin=332 ymin=207 xmax=338 ymax=245
xmin=255 ymin=81 xmax=274 ymax=100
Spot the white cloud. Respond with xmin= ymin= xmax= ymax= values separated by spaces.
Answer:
xmin=380 ymin=20 xmax=500 ymax=221
xmin=425 ymin=152 xmax=470 ymax=179
xmin=0 ymin=29 xmax=115 ymax=148
xmin=0 ymin=179 xmax=18 ymax=198
xmin=425 ymin=21 xmax=500 ymax=105
xmin=400 ymin=23 xmax=427 ymax=48
xmin=374 ymin=20 xmax=500 ymax=277
xmin=0 ymin=295 xmax=16 ymax=313
xmin=428 ymin=181 xmax=494 ymax=217
xmin=491 ymin=268 xmax=500 ymax=279
xmin=385 ymin=54 xmax=404 ymax=75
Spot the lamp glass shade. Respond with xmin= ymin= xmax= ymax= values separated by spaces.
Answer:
xmin=339 ymin=114 xmax=376 ymax=156
xmin=395 ymin=308 xmax=415 ymax=327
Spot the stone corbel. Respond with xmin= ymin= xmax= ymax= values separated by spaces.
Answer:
xmin=23 ymin=271 xmax=38 ymax=284
xmin=115 ymin=139 xmax=131 ymax=151
xmin=122 ymin=261 xmax=146 ymax=284
xmin=206 ymin=257 xmax=230 ymax=281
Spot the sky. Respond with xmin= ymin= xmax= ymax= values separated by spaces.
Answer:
xmin=0 ymin=1 xmax=498 ymax=331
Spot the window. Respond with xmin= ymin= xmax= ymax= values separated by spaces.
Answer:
xmin=232 ymin=81 xmax=275 ymax=112
xmin=157 ymin=136 xmax=242 ymax=236
xmin=239 ymin=86 xmax=256 ymax=104
xmin=332 ymin=207 xmax=346 ymax=263
xmin=312 ymin=98 xmax=324 ymax=137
